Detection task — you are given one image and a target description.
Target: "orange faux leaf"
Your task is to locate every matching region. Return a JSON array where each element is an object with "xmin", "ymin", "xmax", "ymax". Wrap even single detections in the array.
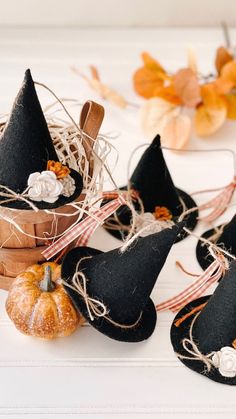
[
  {"xmin": 140, "ymin": 97, "xmax": 178, "ymax": 139},
  {"xmin": 71, "ymin": 65, "xmax": 128, "ymax": 108},
  {"xmin": 215, "ymin": 46, "xmax": 233, "ymax": 74},
  {"xmin": 133, "ymin": 52, "xmax": 169, "ymax": 99},
  {"xmin": 90, "ymin": 65, "xmax": 100, "ymax": 81},
  {"xmin": 173, "ymin": 68, "xmax": 201, "ymax": 108},
  {"xmin": 161, "ymin": 114, "xmax": 191, "ymax": 149},
  {"xmin": 200, "ymin": 82, "xmax": 226, "ymax": 108},
  {"xmin": 141, "ymin": 52, "xmax": 165, "ymax": 72},
  {"xmin": 195, "ymin": 82, "xmax": 227, "ymax": 136},
  {"xmin": 133, "ymin": 67, "xmax": 166, "ymax": 99},
  {"xmin": 220, "ymin": 60, "xmax": 236, "ymax": 91},
  {"xmin": 194, "ymin": 104, "xmax": 227, "ymax": 136},
  {"xmin": 225, "ymin": 94, "xmax": 236, "ymax": 120},
  {"xmin": 154, "ymin": 84, "xmax": 182, "ymax": 106},
  {"xmin": 214, "ymin": 77, "xmax": 233, "ymax": 95}
]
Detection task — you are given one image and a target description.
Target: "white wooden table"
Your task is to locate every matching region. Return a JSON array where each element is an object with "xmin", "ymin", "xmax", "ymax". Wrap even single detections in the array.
[{"xmin": 1, "ymin": 27, "xmax": 236, "ymax": 418}]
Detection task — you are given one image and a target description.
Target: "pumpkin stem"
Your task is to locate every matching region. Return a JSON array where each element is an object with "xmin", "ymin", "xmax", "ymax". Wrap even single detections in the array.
[{"xmin": 40, "ymin": 265, "xmax": 56, "ymax": 292}]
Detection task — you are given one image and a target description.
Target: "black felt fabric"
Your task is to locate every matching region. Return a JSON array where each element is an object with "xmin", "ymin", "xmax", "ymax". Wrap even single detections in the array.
[
  {"xmin": 62, "ymin": 223, "xmax": 183, "ymax": 342},
  {"xmin": 102, "ymin": 135, "xmax": 198, "ymax": 242},
  {"xmin": 0, "ymin": 69, "xmax": 83, "ymax": 209},
  {"xmin": 103, "ymin": 188, "xmax": 197, "ymax": 242},
  {"xmin": 196, "ymin": 214, "xmax": 236, "ymax": 271},
  {"xmin": 171, "ymin": 261, "xmax": 236, "ymax": 385},
  {"xmin": 130, "ymin": 135, "xmax": 180, "ymax": 212}
]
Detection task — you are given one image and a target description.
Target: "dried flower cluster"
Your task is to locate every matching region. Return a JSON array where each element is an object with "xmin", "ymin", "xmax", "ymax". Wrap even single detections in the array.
[
  {"xmin": 134, "ymin": 48, "xmax": 236, "ymax": 149},
  {"xmin": 72, "ymin": 39, "xmax": 236, "ymax": 150}
]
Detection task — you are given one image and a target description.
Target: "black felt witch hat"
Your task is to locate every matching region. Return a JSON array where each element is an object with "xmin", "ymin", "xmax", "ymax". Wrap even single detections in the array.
[
  {"xmin": 103, "ymin": 135, "xmax": 198, "ymax": 242},
  {"xmin": 171, "ymin": 260, "xmax": 236, "ymax": 385},
  {"xmin": 196, "ymin": 214, "xmax": 236, "ymax": 271},
  {"xmin": 62, "ymin": 222, "xmax": 183, "ymax": 342},
  {"xmin": 0, "ymin": 69, "xmax": 83, "ymax": 210}
]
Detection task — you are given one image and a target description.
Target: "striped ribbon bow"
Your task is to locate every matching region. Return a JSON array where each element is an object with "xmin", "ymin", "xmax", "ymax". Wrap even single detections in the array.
[
  {"xmin": 197, "ymin": 177, "xmax": 236, "ymax": 223},
  {"xmin": 42, "ymin": 194, "xmax": 126, "ymax": 260},
  {"xmin": 156, "ymin": 249, "xmax": 229, "ymax": 313}
]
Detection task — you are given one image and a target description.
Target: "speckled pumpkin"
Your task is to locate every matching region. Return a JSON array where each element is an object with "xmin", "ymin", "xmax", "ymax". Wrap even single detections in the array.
[{"xmin": 6, "ymin": 262, "xmax": 83, "ymax": 339}]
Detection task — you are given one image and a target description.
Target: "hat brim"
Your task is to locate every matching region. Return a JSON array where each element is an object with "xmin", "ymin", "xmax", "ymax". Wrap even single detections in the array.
[
  {"xmin": 196, "ymin": 225, "xmax": 227, "ymax": 277},
  {"xmin": 0, "ymin": 169, "xmax": 83, "ymax": 210},
  {"xmin": 171, "ymin": 295, "xmax": 236, "ymax": 385},
  {"xmin": 62, "ymin": 246, "xmax": 157, "ymax": 343},
  {"xmin": 101, "ymin": 187, "xmax": 198, "ymax": 242}
]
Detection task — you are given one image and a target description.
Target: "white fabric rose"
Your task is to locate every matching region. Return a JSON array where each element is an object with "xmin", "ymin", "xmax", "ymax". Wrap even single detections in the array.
[
  {"xmin": 135, "ymin": 212, "xmax": 174, "ymax": 237},
  {"xmin": 59, "ymin": 175, "xmax": 76, "ymax": 198},
  {"xmin": 28, "ymin": 171, "xmax": 63, "ymax": 203},
  {"xmin": 212, "ymin": 347, "xmax": 236, "ymax": 378}
]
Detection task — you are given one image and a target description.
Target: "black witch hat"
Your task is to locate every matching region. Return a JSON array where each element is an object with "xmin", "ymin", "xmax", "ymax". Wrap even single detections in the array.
[
  {"xmin": 0, "ymin": 69, "xmax": 83, "ymax": 210},
  {"xmin": 196, "ymin": 214, "xmax": 236, "ymax": 271},
  {"xmin": 103, "ymin": 135, "xmax": 198, "ymax": 242},
  {"xmin": 62, "ymin": 222, "xmax": 183, "ymax": 342},
  {"xmin": 171, "ymin": 260, "xmax": 236, "ymax": 385}
]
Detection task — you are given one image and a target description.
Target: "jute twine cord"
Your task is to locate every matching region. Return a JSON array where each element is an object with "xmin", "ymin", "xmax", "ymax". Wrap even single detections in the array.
[
  {"xmin": 176, "ymin": 310, "xmax": 216, "ymax": 373},
  {"xmin": 202, "ymin": 223, "xmax": 227, "ymax": 245},
  {"xmin": 0, "ymin": 185, "xmax": 38, "ymax": 211},
  {"xmin": 183, "ymin": 226, "xmax": 236, "ymax": 262},
  {"xmin": 161, "ymin": 146, "xmax": 236, "ymax": 175},
  {"xmin": 61, "ymin": 256, "xmax": 143, "ymax": 329}
]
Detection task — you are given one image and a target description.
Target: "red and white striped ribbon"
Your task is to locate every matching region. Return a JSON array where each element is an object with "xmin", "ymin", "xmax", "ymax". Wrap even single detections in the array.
[
  {"xmin": 197, "ymin": 177, "xmax": 236, "ymax": 223},
  {"xmin": 156, "ymin": 251, "xmax": 228, "ymax": 313},
  {"xmin": 42, "ymin": 194, "xmax": 126, "ymax": 260}
]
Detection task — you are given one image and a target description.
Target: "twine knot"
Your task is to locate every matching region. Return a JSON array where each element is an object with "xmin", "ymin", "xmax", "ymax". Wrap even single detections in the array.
[
  {"xmin": 61, "ymin": 256, "xmax": 143, "ymax": 330},
  {"xmin": 64, "ymin": 256, "xmax": 107, "ymax": 322},
  {"xmin": 178, "ymin": 311, "xmax": 215, "ymax": 372}
]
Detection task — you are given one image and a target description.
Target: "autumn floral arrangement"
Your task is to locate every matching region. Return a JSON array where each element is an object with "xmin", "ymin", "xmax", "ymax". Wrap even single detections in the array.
[
  {"xmin": 73, "ymin": 27, "xmax": 236, "ymax": 150},
  {"xmin": 134, "ymin": 47, "xmax": 236, "ymax": 149}
]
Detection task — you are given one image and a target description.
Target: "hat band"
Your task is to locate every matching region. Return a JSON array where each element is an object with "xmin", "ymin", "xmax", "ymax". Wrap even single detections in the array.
[
  {"xmin": 0, "ymin": 185, "xmax": 38, "ymax": 210},
  {"xmin": 175, "ymin": 308, "xmax": 236, "ymax": 379},
  {"xmin": 62, "ymin": 256, "xmax": 143, "ymax": 330}
]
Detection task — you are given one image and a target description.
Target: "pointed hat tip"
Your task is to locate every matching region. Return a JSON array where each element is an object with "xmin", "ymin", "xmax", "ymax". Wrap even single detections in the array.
[
  {"xmin": 151, "ymin": 134, "xmax": 161, "ymax": 148},
  {"xmin": 24, "ymin": 69, "xmax": 34, "ymax": 85}
]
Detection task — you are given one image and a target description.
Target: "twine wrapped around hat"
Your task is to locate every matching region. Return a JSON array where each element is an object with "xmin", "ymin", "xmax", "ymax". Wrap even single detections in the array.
[
  {"xmin": 61, "ymin": 256, "xmax": 143, "ymax": 329},
  {"xmin": 176, "ymin": 311, "xmax": 216, "ymax": 373}
]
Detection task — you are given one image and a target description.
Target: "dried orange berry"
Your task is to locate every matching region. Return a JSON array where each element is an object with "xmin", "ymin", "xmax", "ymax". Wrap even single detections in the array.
[
  {"xmin": 47, "ymin": 160, "xmax": 70, "ymax": 179},
  {"xmin": 154, "ymin": 206, "xmax": 172, "ymax": 221}
]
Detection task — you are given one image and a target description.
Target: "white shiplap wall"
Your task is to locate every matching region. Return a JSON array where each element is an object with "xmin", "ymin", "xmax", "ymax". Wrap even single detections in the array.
[{"xmin": 0, "ymin": 0, "xmax": 236, "ymax": 27}]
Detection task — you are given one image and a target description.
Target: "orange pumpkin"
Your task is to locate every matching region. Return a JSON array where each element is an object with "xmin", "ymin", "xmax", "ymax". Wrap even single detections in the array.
[{"xmin": 6, "ymin": 262, "xmax": 83, "ymax": 339}]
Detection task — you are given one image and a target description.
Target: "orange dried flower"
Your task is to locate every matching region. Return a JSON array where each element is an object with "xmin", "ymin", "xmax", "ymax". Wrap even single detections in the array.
[
  {"xmin": 47, "ymin": 160, "xmax": 70, "ymax": 179},
  {"xmin": 154, "ymin": 206, "xmax": 172, "ymax": 221}
]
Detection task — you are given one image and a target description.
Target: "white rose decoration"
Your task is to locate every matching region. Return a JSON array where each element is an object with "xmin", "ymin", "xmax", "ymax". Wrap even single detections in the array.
[
  {"xmin": 212, "ymin": 347, "xmax": 236, "ymax": 377},
  {"xmin": 28, "ymin": 171, "xmax": 63, "ymax": 203}
]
